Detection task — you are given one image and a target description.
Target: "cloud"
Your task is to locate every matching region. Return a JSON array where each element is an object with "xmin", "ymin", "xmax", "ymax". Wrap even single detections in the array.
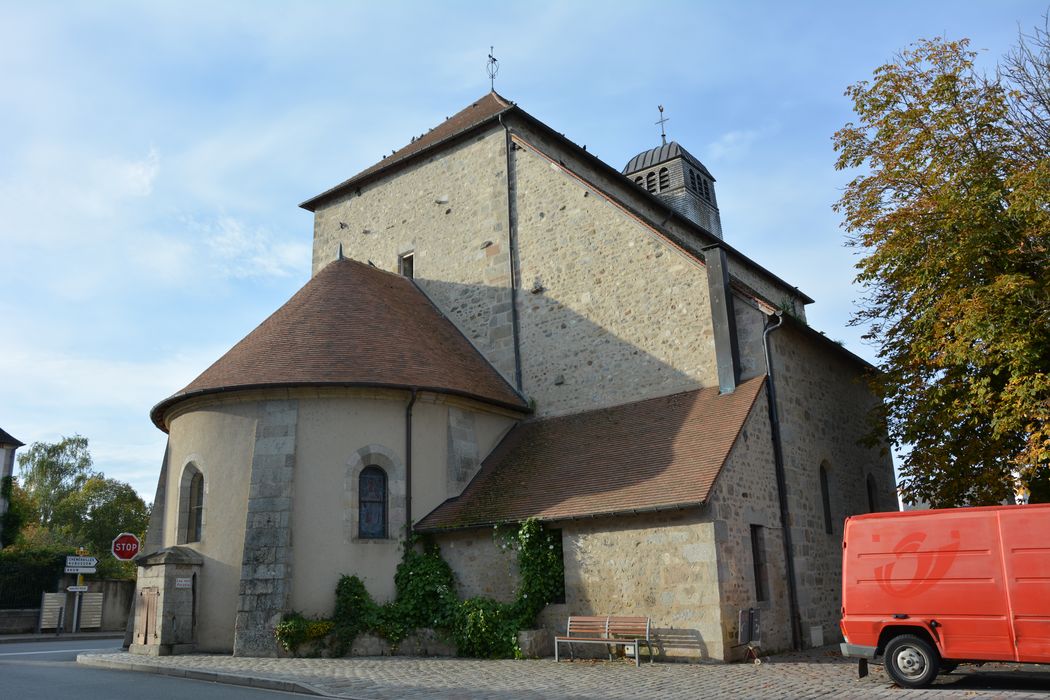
[
  {"xmin": 706, "ymin": 125, "xmax": 779, "ymax": 163},
  {"xmin": 192, "ymin": 215, "xmax": 311, "ymax": 279}
]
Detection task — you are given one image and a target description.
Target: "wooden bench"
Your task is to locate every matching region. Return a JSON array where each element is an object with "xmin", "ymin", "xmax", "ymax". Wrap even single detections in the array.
[{"xmin": 554, "ymin": 615, "xmax": 654, "ymax": 666}]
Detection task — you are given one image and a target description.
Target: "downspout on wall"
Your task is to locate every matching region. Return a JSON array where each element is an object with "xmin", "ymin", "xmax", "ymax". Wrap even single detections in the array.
[
  {"xmin": 762, "ymin": 311, "xmax": 802, "ymax": 651},
  {"xmin": 405, "ymin": 389, "xmax": 418, "ymax": 536},
  {"xmin": 499, "ymin": 114, "xmax": 525, "ymax": 392}
]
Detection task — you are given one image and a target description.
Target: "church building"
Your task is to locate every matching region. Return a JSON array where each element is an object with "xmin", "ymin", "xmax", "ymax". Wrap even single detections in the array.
[{"xmin": 132, "ymin": 92, "xmax": 896, "ymax": 660}]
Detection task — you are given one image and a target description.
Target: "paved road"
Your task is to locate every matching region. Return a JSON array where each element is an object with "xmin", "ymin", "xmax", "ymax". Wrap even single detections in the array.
[
  {"xmin": 78, "ymin": 646, "xmax": 1050, "ymax": 699},
  {"xmin": 1, "ymin": 638, "xmax": 304, "ymax": 700}
]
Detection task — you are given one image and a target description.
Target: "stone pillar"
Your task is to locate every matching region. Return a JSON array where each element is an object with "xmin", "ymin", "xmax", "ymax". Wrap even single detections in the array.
[
  {"xmin": 129, "ymin": 546, "xmax": 203, "ymax": 656},
  {"xmin": 233, "ymin": 400, "xmax": 298, "ymax": 657}
]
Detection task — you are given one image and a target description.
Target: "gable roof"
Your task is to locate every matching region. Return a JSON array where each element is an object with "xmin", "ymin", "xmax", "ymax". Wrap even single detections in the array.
[
  {"xmin": 416, "ymin": 376, "xmax": 766, "ymax": 532},
  {"xmin": 0, "ymin": 427, "xmax": 24, "ymax": 448},
  {"xmin": 150, "ymin": 258, "xmax": 528, "ymax": 430},
  {"xmin": 298, "ymin": 92, "xmax": 813, "ymax": 306},
  {"xmin": 622, "ymin": 141, "xmax": 714, "ymax": 180},
  {"xmin": 301, "ymin": 92, "xmax": 515, "ymax": 211}
]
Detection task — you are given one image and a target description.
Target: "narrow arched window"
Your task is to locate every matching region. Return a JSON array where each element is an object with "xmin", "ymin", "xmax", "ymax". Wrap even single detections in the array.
[
  {"xmin": 866, "ymin": 474, "xmax": 878, "ymax": 513},
  {"xmin": 701, "ymin": 178, "xmax": 712, "ymax": 201},
  {"xmin": 634, "ymin": 175, "xmax": 644, "ymax": 187},
  {"xmin": 688, "ymin": 170, "xmax": 697, "ymax": 191},
  {"xmin": 658, "ymin": 167, "xmax": 670, "ymax": 191},
  {"xmin": 178, "ymin": 463, "xmax": 204, "ymax": 544},
  {"xmin": 645, "ymin": 172, "xmax": 656, "ymax": 193},
  {"xmin": 359, "ymin": 466, "xmax": 387, "ymax": 539},
  {"xmin": 819, "ymin": 463, "xmax": 833, "ymax": 534}
]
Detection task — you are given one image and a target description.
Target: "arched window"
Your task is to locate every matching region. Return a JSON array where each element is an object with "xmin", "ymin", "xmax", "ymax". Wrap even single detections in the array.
[
  {"xmin": 866, "ymin": 474, "xmax": 879, "ymax": 513},
  {"xmin": 645, "ymin": 172, "xmax": 656, "ymax": 193},
  {"xmin": 701, "ymin": 178, "xmax": 712, "ymax": 201},
  {"xmin": 178, "ymin": 463, "xmax": 204, "ymax": 544},
  {"xmin": 688, "ymin": 170, "xmax": 697, "ymax": 191},
  {"xmin": 634, "ymin": 175, "xmax": 644, "ymax": 187},
  {"xmin": 819, "ymin": 463, "xmax": 833, "ymax": 534},
  {"xmin": 658, "ymin": 167, "xmax": 670, "ymax": 191},
  {"xmin": 358, "ymin": 466, "xmax": 387, "ymax": 539}
]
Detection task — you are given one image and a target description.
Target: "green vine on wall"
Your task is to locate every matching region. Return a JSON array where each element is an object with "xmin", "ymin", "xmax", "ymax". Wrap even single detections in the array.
[{"xmin": 274, "ymin": 519, "xmax": 564, "ymax": 659}]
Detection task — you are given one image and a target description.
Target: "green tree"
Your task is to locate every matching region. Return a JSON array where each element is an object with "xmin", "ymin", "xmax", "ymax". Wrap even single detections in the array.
[
  {"xmin": 17, "ymin": 435, "xmax": 94, "ymax": 526},
  {"xmin": 52, "ymin": 475, "xmax": 149, "ymax": 558},
  {"xmin": 0, "ymin": 477, "xmax": 38, "ymax": 548},
  {"xmin": 834, "ymin": 36, "xmax": 1049, "ymax": 507}
]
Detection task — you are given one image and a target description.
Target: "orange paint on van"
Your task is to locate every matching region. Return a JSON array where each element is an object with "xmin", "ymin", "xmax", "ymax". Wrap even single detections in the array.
[{"xmin": 840, "ymin": 504, "xmax": 1050, "ymax": 687}]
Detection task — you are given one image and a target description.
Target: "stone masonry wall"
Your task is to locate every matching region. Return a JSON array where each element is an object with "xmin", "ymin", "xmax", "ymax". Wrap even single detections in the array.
[
  {"xmin": 553, "ymin": 511, "xmax": 724, "ymax": 661},
  {"xmin": 504, "ymin": 116, "xmax": 806, "ymax": 321},
  {"xmin": 311, "ymin": 130, "xmax": 518, "ymax": 384},
  {"xmin": 510, "ymin": 138, "xmax": 720, "ymax": 416},
  {"xmin": 769, "ymin": 324, "xmax": 897, "ymax": 647},
  {"xmin": 706, "ymin": 391, "xmax": 794, "ymax": 657},
  {"xmin": 234, "ymin": 400, "xmax": 298, "ymax": 657}
]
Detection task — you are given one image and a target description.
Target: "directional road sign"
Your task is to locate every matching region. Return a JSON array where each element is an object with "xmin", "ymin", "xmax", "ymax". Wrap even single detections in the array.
[
  {"xmin": 66, "ymin": 555, "xmax": 98, "ymax": 568},
  {"xmin": 65, "ymin": 566, "xmax": 96, "ymax": 574}
]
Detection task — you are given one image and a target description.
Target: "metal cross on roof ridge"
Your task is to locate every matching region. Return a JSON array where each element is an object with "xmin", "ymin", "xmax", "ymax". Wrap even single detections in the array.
[
  {"xmin": 656, "ymin": 105, "xmax": 669, "ymax": 146},
  {"xmin": 486, "ymin": 46, "xmax": 499, "ymax": 91}
]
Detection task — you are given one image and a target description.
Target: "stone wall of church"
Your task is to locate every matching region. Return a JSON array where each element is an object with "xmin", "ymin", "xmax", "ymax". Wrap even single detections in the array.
[
  {"xmin": 311, "ymin": 129, "xmax": 519, "ymax": 384},
  {"xmin": 162, "ymin": 403, "xmax": 258, "ymax": 653},
  {"xmin": 705, "ymin": 392, "xmax": 794, "ymax": 657},
  {"xmin": 437, "ymin": 510, "xmax": 726, "ymax": 661},
  {"xmin": 504, "ymin": 116, "xmax": 806, "ymax": 321},
  {"xmin": 510, "ymin": 139, "xmax": 721, "ymax": 416},
  {"xmin": 767, "ymin": 323, "xmax": 898, "ymax": 647}
]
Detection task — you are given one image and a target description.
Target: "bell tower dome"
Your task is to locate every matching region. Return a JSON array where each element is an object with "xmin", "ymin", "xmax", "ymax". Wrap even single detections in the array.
[{"xmin": 623, "ymin": 142, "xmax": 723, "ymax": 239}]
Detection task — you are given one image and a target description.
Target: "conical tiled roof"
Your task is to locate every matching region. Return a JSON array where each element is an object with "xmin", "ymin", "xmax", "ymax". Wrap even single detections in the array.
[{"xmin": 150, "ymin": 258, "xmax": 527, "ymax": 430}]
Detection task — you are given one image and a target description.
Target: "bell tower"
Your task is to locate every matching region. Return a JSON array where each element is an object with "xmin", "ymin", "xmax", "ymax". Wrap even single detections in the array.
[{"xmin": 623, "ymin": 138, "xmax": 723, "ymax": 239}]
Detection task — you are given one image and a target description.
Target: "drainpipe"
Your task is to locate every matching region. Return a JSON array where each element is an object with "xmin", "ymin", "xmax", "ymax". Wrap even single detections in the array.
[
  {"xmin": 498, "ymin": 114, "xmax": 524, "ymax": 392},
  {"xmin": 405, "ymin": 389, "xmax": 418, "ymax": 537},
  {"xmin": 762, "ymin": 311, "xmax": 802, "ymax": 651}
]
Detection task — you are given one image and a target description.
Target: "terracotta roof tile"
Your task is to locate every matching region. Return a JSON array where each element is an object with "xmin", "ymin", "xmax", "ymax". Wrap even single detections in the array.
[
  {"xmin": 416, "ymin": 376, "xmax": 765, "ymax": 531},
  {"xmin": 301, "ymin": 92, "xmax": 514, "ymax": 210},
  {"xmin": 150, "ymin": 258, "xmax": 527, "ymax": 429}
]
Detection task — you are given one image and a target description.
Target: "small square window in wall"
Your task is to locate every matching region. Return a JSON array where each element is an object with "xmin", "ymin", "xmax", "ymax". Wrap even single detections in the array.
[{"xmin": 398, "ymin": 251, "xmax": 414, "ymax": 279}]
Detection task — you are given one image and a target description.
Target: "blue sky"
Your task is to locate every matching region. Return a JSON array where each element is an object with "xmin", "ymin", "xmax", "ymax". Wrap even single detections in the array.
[{"xmin": 0, "ymin": 0, "xmax": 1042, "ymax": 500}]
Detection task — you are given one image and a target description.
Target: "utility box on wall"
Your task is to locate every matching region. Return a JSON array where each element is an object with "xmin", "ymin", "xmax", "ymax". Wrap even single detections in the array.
[{"xmin": 129, "ymin": 546, "xmax": 202, "ymax": 656}]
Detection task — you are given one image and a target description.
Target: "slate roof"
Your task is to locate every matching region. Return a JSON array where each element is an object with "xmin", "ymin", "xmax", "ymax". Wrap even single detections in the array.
[
  {"xmin": 622, "ymin": 141, "xmax": 714, "ymax": 180},
  {"xmin": 150, "ymin": 258, "xmax": 528, "ymax": 430},
  {"xmin": 416, "ymin": 376, "xmax": 766, "ymax": 531},
  {"xmin": 0, "ymin": 427, "xmax": 24, "ymax": 448},
  {"xmin": 301, "ymin": 92, "xmax": 515, "ymax": 211}
]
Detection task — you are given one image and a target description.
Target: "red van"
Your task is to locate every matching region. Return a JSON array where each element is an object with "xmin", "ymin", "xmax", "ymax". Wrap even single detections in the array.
[{"xmin": 840, "ymin": 504, "xmax": 1050, "ymax": 688}]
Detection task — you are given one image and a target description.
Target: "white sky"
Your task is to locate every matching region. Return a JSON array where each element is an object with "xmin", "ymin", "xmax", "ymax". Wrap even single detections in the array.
[{"xmin": 0, "ymin": 0, "xmax": 1041, "ymax": 500}]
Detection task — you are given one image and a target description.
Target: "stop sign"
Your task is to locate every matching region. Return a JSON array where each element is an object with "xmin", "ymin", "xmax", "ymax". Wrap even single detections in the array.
[{"xmin": 111, "ymin": 532, "xmax": 141, "ymax": 560}]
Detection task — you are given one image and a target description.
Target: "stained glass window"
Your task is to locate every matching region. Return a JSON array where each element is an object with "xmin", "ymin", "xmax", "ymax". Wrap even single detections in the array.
[{"xmin": 359, "ymin": 466, "xmax": 387, "ymax": 539}]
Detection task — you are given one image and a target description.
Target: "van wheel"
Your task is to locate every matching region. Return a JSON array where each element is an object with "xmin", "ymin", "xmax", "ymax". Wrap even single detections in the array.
[{"xmin": 884, "ymin": 634, "xmax": 940, "ymax": 689}]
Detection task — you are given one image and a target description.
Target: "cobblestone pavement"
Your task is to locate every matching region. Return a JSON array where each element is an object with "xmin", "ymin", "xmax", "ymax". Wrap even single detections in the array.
[{"xmin": 78, "ymin": 646, "xmax": 1050, "ymax": 699}]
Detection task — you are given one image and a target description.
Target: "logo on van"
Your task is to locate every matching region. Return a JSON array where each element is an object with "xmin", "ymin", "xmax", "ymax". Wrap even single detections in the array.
[{"xmin": 875, "ymin": 530, "xmax": 961, "ymax": 598}]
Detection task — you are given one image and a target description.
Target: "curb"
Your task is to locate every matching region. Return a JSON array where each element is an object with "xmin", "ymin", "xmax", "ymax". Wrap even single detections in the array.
[
  {"xmin": 77, "ymin": 654, "xmax": 329, "ymax": 696},
  {"xmin": 0, "ymin": 633, "xmax": 124, "ymax": 645}
]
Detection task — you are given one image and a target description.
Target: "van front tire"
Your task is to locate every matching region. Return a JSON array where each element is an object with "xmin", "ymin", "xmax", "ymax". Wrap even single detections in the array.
[{"xmin": 884, "ymin": 634, "xmax": 940, "ymax": 689}]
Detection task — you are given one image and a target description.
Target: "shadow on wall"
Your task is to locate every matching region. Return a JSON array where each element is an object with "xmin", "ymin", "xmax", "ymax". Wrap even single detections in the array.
[{"xmin": 414, "ymin": 276, "xmax": 724, "ymax": 518}]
